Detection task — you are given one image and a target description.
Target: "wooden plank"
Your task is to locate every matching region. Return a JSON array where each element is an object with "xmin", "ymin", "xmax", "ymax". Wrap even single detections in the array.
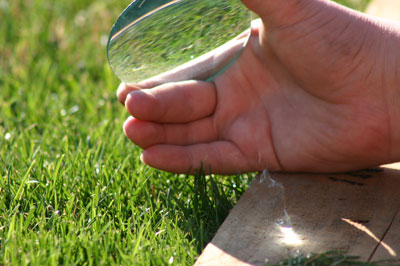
[
  {"xmin": 372, "ymin": 211, "xmax": 400, "ymax": 262},
  {"xmin": 368, "ymin": 164, "xmax": 400, "ymax": 261},
  {"xmin": 196, "ymin": 165, "xmax": 400, "ymax": 265}
]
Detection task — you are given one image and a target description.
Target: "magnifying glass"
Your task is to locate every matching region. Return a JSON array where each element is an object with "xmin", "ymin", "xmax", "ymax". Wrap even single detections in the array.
[{"xmin": 107, "ymin": 0, "xmax": 251, "ymax": 86}]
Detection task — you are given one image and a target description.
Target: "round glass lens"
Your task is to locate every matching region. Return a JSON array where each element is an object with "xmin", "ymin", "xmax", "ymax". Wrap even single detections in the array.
[{"xmin": 107, "ymin": 0, "xmax": 251, "ymax": 85}]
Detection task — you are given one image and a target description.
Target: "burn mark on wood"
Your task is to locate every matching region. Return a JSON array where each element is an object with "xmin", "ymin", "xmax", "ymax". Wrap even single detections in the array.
[
  {"xmin": 348, "ymin": 173, "xmax": 373, "ymax": 179},
  {"xmin": 344, "ymin": 168, "xmax": 383, "ymax": 180},
  {"xmin": 355, "ymin": 220, "xmax": 369, "ymax": 224},
  {"xmin": 329, "ymin": 177, "xmax": 365, "ymax": 186},
  {"xmin": 364, "ymin": 168, "xmax": 384, "ymax": 173}
]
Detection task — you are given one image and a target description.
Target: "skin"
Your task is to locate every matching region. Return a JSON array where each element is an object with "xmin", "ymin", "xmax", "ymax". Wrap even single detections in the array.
[{"xmin": 117, "ymin": 0, "xmax": 400, "ymax": 175}]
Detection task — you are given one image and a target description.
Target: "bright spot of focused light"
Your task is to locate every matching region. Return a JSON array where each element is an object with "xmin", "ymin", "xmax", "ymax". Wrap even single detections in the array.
[{"xmin": 279, "ymin": 226, "xmax": 303, "ymax": 246}]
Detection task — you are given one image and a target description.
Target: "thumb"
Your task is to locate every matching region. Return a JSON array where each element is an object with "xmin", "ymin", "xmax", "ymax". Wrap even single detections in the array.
[{"xmin": 241, "ymin": 0, "xmax": 318, "ymax": 27}]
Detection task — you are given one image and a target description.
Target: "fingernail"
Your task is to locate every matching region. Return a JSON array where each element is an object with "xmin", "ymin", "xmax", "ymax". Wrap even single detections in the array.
[
  {"xmin": 117, "ymin": 82, "xmax": 126, "ymax": 104},
  {"xmin": 117, "ymin": 82, "xmax": 126, "ymax": 93},
  {"xmin": 123, "ymin": 116, "xmax": 133, "ymax": 136}
]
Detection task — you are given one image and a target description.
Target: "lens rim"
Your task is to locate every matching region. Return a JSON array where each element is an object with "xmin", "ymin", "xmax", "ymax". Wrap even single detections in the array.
[{"xmin": 107, "ymin": 0, "xmax": 251, "ymax": 84}]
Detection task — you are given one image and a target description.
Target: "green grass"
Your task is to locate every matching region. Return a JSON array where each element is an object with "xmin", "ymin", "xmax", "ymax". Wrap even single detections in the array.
[{"xmin": 0, "ymin": 0, "xmax": 372, "ymax": 265}]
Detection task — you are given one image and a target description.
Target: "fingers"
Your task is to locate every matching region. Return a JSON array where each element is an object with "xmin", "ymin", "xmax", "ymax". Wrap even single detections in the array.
[
  {"xmin": 241, "ymin": 0, "xmax": 317, "ymax": 29},
  {"xmin": 125, "ymin": 80, "xmax": 217, "ymax": 123},
  {"xmin": 116, "ymin": 83, "xmax": 141, "ymax": 105},
  {"xmin": 241, "ymin": 0, "xmax": 285, "ymax": 19},
  {"xmin": 241, "ymin": 0, "xmax": 300, "ymax": 17},
  {"xmin": 123, "ymin": 116, "xmax": 218, "ymax": 148},
  {"xmin": 140, "ymin": 142, "xmax": 250, "ymax": 175}
]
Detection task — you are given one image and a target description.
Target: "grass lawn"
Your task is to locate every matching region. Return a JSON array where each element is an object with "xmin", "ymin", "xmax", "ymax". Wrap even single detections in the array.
[{"xmin": 1, "ymin": 0, "xmax": 371, "ymax": 265}]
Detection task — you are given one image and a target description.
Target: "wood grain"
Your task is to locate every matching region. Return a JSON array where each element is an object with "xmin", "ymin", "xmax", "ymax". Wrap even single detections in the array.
[{"xmin": 196, "ymin": 165, "xmax": 400, "ymax": 265}]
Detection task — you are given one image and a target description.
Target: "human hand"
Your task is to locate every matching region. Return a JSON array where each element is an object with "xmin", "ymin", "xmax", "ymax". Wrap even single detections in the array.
[{"xmin": 118, "ymin": 0, "xmax": 400, "ymax": 174}]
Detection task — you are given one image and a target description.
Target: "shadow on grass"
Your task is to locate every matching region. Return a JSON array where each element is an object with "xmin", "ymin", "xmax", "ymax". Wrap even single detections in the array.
[{"xmin": 166, "ymin": 169, "xmax": 253, "ymax": 253}]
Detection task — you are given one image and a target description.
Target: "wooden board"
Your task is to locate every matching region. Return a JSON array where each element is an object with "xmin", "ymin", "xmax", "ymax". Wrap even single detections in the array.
[{"xmin": 195, "ymin": 164, "xmax": 400, "ymax": 265}]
